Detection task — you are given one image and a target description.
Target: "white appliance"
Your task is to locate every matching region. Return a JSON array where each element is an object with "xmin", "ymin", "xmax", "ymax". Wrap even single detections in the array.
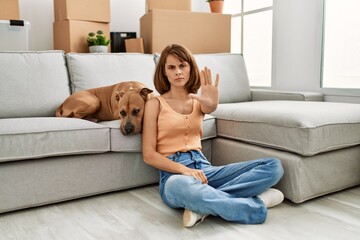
[{"xmin": 0, "ymin": 20, "xmax": 30, "ymax": 51}]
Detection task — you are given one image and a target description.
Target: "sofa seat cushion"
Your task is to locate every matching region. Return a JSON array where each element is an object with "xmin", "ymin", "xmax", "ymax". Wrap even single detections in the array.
[
  {"xmin": 0, "ymin": 118, "xmax": 110, "ymax": 163},
  {"xmin": 99, "ymin": 114, "xmax": 217, "ymax": 152},
  {"xmin": 212, "ymin": 101, "xmax": 360, "ymax": 156},
  {"xmin": 0, "ymin": 51, "xmax": 70, "ymax": 118},
  {"xmin": 66, "ymin": 53, "xmax": 157, "ymax": 94}
]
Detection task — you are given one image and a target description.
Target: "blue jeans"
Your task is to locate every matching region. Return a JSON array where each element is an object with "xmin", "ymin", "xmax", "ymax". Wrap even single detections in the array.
[{"xmin": 159, "ymin": 150, "xmax": 284, "ymax": 224}]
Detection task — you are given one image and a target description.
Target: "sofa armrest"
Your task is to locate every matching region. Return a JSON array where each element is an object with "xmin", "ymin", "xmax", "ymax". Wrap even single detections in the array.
[{"xmin": 251, "ymin": 89, "xmax": 324, "ymax": 101}]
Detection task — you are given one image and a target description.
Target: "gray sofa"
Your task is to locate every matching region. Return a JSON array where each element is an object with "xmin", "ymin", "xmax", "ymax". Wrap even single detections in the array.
[{"xmin": 0, "ymin": 51, "xmax": 359, "ymax": 214}]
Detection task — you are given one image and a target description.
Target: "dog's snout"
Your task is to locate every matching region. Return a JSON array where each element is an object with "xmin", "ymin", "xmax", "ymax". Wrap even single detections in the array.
[{"xmin": 125, "ymin": 122, "xmax": 135, "ymax": 134}]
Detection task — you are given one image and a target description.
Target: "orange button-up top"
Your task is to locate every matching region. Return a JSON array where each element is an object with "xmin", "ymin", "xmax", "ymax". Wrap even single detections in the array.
[{"xmin": 156, "ymin": 96, "xmax": 204, "ymax": 156}]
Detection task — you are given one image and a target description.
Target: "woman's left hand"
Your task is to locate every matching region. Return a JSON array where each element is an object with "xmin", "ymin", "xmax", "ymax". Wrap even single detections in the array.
[{"xmin": 188, "ymin": 67, "xmax": 219, "ymax": 113}]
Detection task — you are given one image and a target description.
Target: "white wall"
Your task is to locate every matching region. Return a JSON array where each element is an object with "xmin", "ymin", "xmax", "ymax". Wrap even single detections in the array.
[
  {"xmin": 17, "ymin": 0, "xmax": 360, "ymax": 103},
  {"xmin": 19, "ymin": 0, "xmax": 54, "ymax": 50},
  {"xmin": 272, "ymin": 0, "xmax": 360, "ymax": 103},
  {"xmin": 272, "ymin": 0, "xmax": 323, "ymax": 92}
]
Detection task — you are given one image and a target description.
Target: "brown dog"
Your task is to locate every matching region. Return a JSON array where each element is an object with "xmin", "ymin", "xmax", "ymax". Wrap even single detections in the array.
[{"xmin": 56, "ymin": 81, "xmax": 154, "ymax": 135}]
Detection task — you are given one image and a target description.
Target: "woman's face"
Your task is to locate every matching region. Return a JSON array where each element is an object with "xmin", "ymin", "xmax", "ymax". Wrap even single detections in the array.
[{"xmin": 164, "ymin": 54, "xmax": 191, "ymax": 89}]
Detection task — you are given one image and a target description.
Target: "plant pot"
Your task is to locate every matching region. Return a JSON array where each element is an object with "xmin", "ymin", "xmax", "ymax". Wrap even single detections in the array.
[
  {"xmin": 89, "ymin": 45, "xmax": 108, "ymax": 53},
  {"xmin": 209, "ymin": 1, "xmax": 224, "ymax": 13}
]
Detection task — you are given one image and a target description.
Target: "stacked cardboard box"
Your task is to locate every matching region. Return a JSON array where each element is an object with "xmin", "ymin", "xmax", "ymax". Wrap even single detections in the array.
[
  {"xmin": 125, "ymin": 38, "xmax": 145, "ymax": 53},
  {"xmin": 53, "ymin": 0, "xmax": 110, "ymax": 53},
  {"xmin": 140, "ymin": 9, "xmax": 231, "ymax": 54},
  {"xmin": 0, "ymin": 0, "xmax": 20, "ymax": 20},
  {"xmin": 145, "ymin": 0, "xmax": 191, "ymax": 12}
]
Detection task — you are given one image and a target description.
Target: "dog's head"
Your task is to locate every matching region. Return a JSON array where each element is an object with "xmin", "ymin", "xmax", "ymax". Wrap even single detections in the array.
[{"xmin": 113, "ymin": 87, "xmax": 154, "ymax": 135}]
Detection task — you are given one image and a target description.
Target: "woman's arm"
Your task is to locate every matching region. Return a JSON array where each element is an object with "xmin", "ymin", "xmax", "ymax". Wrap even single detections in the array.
[
  {"xmin": 142, "ymin": 98, "xmax": 208, "ymax": 184},
  {"xmin": 189, "ymin": 67, "xmax": 220, "ymax": 114}
]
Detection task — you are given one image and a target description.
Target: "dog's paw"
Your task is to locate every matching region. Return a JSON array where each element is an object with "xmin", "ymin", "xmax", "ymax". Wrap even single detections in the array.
[{"xmin": 84, "ymin": 117, "xmax": 99, "ymax": 123}]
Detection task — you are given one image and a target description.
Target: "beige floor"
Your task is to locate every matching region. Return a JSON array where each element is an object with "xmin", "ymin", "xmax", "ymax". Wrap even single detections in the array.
[{"xmin": 0, "ymin": 184, "xmax": 359, "ymax": 240}]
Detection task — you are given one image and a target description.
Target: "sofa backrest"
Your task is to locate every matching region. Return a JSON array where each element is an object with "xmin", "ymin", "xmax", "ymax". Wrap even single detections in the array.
[
  {"xmin": 66, "ymin": 53, "xmax": 157, "ymax": 94},
  {"xmin": 0, "ymin": 52, "xmax": 251, "ymax": 119},
  {"xmin": 0, "ymin": 51, "xmax": 70, "ymax": 118},
  {"xmin": 194, "ymin": 53, "xmax": 251, "ymax": 103}
]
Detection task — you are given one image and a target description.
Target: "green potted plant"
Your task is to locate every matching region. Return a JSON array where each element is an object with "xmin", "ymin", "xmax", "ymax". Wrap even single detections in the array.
[
  {"xmin": 207, "ymin": 0, "xmax": 224, "ymax": 13},
  {"xmin": 87, "ymin": 30, "xmax": 111, "ymax": 53}
]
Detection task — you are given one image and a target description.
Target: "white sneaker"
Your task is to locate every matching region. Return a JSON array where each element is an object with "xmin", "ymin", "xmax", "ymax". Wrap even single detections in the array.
[
  {"xmin": 259, "ymin": 188, "xmax": 284, "ymax": 208},
  {"xmin": 183, "ymin": 209, "xmax": 207, "ymax": 227}
]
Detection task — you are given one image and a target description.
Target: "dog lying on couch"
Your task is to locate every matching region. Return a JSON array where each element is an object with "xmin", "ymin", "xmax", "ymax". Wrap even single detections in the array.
[{"xmin": 56, "ymin": 81, "xmax": 154, "ymax": 135}]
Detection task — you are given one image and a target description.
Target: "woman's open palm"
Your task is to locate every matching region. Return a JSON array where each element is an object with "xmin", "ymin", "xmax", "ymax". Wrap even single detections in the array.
[{"xmin": 189, "ymin": 67, "xmax": 220, "ymax": 113}]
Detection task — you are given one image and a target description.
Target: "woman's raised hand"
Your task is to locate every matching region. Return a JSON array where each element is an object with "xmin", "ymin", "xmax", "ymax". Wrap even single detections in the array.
[{"xmin": 189, "ymin": 67, "xmax": 220, "ymax": 113}]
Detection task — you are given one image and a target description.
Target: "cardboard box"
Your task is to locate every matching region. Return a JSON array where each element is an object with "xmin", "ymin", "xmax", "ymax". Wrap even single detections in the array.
[
  {"xmin": 0, "ymin": 0, "xmax": 20, "ymax": 20},
  {"xmin": 54, "ymin": 0, "xmax": 110, "ymax": 23},
  {"xmin": 140, "ymin": 9, "xmax": 231, "ymax": 54},
  {"xmin": 54, "ymin": 20, "xmax": 110, "ymax": 53},
  {"xmin": 146, "ymin": 0, "xmax": 191, "ymax": 12},
  {"xmin": 125, "ymin": 38, "xmax": 144, "ymax": 53}
]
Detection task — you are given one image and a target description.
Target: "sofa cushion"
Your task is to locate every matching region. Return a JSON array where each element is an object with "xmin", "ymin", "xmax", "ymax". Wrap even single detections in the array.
[
  {"xmin": 251, "ymin": 89, "xmax": 324, "ymax": 101},
  {"xmin": 66, "ymin": 53, "xmax": 157, "ymax": 93},
  {"xmin": 194, "ymin": 53, "xmax": 251, "ymax": 103},
  {"xmin": 99, "ymin": 114, "xmax": 217, "ymax": 152},
  {"xmin": 0, "ymin": 118, "xmax": 110, "ymax": 162},
  {"xmin": 212, "ymin": 101, "xmax": 360, "ymax": 156},
  {"xmin": 0, "ymin": 51, "xmax": 70, "ymax": 118}
]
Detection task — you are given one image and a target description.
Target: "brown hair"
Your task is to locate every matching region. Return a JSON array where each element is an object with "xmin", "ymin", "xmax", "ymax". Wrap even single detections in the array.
[{"xmin": 154, "ymin": 44, "xmax": 201, "ymax": 95}]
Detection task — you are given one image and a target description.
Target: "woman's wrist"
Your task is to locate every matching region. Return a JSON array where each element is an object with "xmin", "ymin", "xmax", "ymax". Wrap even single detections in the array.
[{"xmin": 178, "ymin": 164, "xmax": 189, "ymax": 174}]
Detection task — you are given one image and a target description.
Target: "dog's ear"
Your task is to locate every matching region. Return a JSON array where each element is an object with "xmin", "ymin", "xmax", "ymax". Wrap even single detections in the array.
[
  {"xmin": 140, "ymin": 88, "xmax": 154, "ymax": 101},
  {"xmin": 115, "ymin": 91, "xmax": 125, "ymax": 101}
]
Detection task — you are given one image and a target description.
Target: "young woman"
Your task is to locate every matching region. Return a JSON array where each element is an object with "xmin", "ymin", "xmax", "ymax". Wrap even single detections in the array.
[{"xmin": 142, "ymin": 44, "xmax": 284, "ymax": 228}]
